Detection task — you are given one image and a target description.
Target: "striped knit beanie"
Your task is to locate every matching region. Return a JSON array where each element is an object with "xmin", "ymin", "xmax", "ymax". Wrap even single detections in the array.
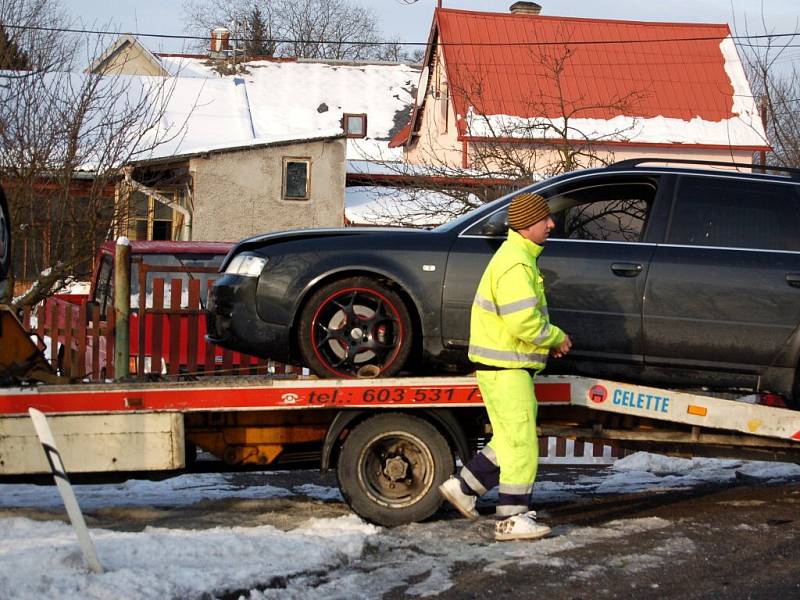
[{"xmin": 507, "ymin": 192, "xmax": 550, "ymax": 230}]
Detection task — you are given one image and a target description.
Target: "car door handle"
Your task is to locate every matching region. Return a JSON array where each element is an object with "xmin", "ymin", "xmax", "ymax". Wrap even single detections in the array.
[
  {"xmin": 787, "ymin": 273, "xmax": 800, "ymax": 288},
  {"xmin": 610, "ymin": 262, "xmax": 643, "ymax": 277}
]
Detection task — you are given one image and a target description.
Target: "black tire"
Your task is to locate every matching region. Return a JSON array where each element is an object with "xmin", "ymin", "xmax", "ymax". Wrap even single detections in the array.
[
  {"xmin": 0, "ymin": 185, "xmax": 10, "ymax": 289},
  {"xmin": 337, "ymin": 413, "xmax": 454, "ymax": 527},
  {"xmin": 297, "ymin": 276, "xmax": 413, "ymax": 378},
  {"xmin": 789, "ymin": 368, "xmax": 800, "ymax": 410}
]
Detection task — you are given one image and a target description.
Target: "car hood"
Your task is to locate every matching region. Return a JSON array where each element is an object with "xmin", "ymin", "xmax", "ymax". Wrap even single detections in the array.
[{"xmin": 223, "ymin": 227, "xmax": 426, "ymax": 269}]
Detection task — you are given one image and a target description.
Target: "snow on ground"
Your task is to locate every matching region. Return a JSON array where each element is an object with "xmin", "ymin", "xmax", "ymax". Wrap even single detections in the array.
[
  {"xmin": 0, "ymin": 473, "xmax": 292, "ymax": 511},
  {"xmin": 1, "ymin": 452, "xmax": 799, "ymax": 599},
  {"xmin": 0, "ymin": 515, "xmax": 377, "ymax": 600}
]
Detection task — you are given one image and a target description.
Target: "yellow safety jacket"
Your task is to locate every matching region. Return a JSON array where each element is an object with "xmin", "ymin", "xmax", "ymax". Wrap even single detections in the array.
[{"xmin": 468, "ymin": 229, "xmax": 565, "ymax": 370}]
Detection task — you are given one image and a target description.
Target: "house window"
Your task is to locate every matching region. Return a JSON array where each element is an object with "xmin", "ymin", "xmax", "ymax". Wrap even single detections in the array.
[
  {"xmin": 438, "ymin": 82, "xmax": 449, "ymax": 134},
  {"xmin": 343, "ymin": 113, "xmax": 367, "ymax": 138},
  {"xmin": 126, "ymin": 191, "xmax": 176, "ymax": 240},
  {"xmin": 283, "ymin": 158, "xmax": 311, "ymax": 200}
]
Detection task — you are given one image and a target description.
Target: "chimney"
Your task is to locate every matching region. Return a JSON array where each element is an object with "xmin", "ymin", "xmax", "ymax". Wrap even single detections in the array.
[
  {"xmin": 210, "ymin": 27, "xmax": 231, "ymax": 53},
  {"xmin": 509, "ymin": 2, "xmax": 542, "ymax": 15}
]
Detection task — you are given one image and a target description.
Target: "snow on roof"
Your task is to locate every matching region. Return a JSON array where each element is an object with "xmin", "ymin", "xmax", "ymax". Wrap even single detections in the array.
[
  {"xmin": 155, "ymin": 56, "xmax": 419, "ymax": 161},
  {"xmin": 3, "ymin": 50, "xmax": 418, "ymax": 170},
  {"xmin": 345, "ymin": 185, "xmax": 482, "ymax": 227},
  {"xmin": 400, "ymin": 8, "xmax": 767, "ymax": 149}
]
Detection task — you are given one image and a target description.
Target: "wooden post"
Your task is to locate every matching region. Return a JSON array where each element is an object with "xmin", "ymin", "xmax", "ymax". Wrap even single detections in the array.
[{"xmin": 114, "ymin": 237, "xmax": 131, "ymax": 380}]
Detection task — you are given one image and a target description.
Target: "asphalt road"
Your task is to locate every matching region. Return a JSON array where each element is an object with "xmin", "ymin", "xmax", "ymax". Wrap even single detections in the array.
[{"xmin": 434, "ymin": 474, "xmax": 800, "ymax": 600}]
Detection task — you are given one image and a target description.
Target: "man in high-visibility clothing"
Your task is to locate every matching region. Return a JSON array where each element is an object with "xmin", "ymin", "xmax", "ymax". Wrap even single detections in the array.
[{"xmin": 439, "ymin": 191, "xmax": 572, "ymax": 541}]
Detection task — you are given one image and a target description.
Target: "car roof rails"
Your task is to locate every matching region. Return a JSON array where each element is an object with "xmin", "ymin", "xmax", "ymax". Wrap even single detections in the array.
[{"xmin": 608, "ymin": 157, "xmax": 800, "ymax": 180}]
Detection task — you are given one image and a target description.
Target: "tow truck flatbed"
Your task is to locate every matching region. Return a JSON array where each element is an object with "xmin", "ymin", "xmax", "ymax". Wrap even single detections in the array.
[{"xmin": 2, "ymin": 374, "xmax": 799, "ymax": 526}]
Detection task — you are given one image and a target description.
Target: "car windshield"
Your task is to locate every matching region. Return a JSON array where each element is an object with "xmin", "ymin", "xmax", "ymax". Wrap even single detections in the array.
[{"xmin": 432, "ymin": 193, "xmax": 518, "ymax": 233}]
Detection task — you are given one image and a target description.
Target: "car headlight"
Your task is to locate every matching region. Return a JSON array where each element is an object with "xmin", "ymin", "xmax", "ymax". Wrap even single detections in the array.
[{"xmin": 225, "ymin": 254, "xmax": 268, "ymax": 277}]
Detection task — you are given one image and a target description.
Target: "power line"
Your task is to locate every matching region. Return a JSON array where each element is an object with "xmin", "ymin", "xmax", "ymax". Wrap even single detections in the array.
[{"xmin": 3, "ymin": 22, "xmax": 800, "ymax": 48}]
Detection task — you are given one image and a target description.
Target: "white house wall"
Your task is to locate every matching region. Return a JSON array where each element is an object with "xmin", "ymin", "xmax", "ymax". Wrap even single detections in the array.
[
  {"xmin": 404, "ymin": 45, "xmax": 463, "ymax": 168},
  {"xmin": 190, "ymin": 138, "xmax": 346, "ymax": 241}
]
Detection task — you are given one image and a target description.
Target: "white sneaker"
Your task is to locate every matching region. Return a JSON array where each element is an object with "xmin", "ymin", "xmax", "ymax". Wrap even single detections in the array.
[
  {"xmin": 438, "ymin": 476, "xmax": 479, "ymax": 520},
  {"xmin": 495, "ymin": 511, "xmax": 551, "ymax": 541}
]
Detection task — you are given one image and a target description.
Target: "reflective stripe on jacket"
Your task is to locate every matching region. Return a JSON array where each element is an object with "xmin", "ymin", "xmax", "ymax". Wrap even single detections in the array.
[{"xmin": 468, "ymin": 229, "xmax": 565, "ymax": 370}]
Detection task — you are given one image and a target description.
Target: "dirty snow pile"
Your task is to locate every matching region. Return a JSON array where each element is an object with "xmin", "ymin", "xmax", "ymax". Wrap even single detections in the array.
[
  {"xmin": 0, "ymin": 515, "xmax": 377, "ymax": 599},
  {"xmin": 1, "ymin": 452, "xmax": 799, "ymax": 599}
]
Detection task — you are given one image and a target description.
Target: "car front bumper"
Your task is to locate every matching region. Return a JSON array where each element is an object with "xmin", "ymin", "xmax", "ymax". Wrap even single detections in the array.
[{"xmin": 205, "ymin": 274, "xmax": 292, "ymax": 362}]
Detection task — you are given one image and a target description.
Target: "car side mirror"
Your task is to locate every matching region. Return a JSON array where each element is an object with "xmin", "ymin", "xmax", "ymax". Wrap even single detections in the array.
[{"xmin": 481, "ymin": 211, "xmax": 508, "ymax": 237}]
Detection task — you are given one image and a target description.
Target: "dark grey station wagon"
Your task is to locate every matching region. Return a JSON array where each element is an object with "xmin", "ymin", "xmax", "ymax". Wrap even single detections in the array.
[{"xmin": 207, "ymin": 159, "xmax": 800, "ymax": 405}]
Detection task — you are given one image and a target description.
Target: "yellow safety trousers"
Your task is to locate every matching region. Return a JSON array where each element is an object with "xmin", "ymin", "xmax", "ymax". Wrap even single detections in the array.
[{"xmin": 479, "ymin": 369, "xmax": 539, "ymax": 486}]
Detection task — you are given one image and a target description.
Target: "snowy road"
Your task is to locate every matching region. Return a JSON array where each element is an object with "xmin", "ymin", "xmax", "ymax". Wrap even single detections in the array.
[{"xmin": 1, "ymin": 453, "xmax": 800, "ymax": 599}]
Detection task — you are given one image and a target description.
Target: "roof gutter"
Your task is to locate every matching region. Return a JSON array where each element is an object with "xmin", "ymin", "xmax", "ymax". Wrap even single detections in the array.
[{"xmin": 459, "ymin": 135, "xmax": 771, "ymax": 152}]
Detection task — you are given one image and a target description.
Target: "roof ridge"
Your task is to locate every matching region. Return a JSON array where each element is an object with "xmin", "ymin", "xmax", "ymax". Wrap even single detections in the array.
[{"xmin": 435, "ymin": 7, "xmax": 730, "ymax": 30}]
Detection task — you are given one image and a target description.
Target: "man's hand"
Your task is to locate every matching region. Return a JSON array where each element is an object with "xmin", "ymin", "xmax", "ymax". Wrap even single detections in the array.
[{"xmin": 550, "ymin": 334, "xmax": 572, "ymax": 359}]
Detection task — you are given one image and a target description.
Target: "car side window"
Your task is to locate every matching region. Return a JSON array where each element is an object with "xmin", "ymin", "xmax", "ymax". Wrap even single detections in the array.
[
  {"xmin": 550, "ymin": 182, "xmax": 655, "ymax": 242},
  {"xmin": 462, "ymin": 179, "xmax": 657, "ymax": 239},
  {"xmin": 668, "ymin": 176, "xmax": 800, "ymax": 251},
  {"xmin": 552, "ymin": 198, "xmax": 650, "ymax": 242}
]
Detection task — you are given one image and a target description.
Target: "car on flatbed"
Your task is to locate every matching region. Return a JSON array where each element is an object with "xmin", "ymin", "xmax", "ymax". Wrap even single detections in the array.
[{"xmin": 206, "ymin": 159, "xmax": 800, "ymax": 405}]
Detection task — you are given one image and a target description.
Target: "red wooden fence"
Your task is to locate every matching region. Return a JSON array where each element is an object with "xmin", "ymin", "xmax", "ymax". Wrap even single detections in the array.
[{"xmin": 22, "ymin": 276, "xmax": 295, "ymax": 381}]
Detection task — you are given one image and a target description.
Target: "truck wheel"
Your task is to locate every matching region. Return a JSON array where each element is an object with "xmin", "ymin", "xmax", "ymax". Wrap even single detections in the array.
[
  {"xmin": 298, "ymin": 277, "xmax": 412, "ymax": 378},
  {"xmin": 337, "ymin": 413, "xmax": 454, "ymax": 527}
]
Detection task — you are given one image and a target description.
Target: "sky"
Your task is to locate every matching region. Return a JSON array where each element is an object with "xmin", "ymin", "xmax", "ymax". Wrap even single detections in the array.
[
  {"xmin": 67, "ymin": 0, "xmax": 800, "ymax": 67},
  {"xmin": 2, "ymin": 451, "xmax": 799, "ymax": 599}
]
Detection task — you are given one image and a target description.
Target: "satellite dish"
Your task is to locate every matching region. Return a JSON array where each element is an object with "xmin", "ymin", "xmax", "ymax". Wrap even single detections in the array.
[{"xmin": 415, "ymin": 66, "xmax": 429, "ymax": 105}]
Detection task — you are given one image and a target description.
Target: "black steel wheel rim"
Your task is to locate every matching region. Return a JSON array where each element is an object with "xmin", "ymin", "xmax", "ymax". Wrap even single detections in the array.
[{"xmin": 356, "ymin": 431, "xmax": 434, "ymax": 508}]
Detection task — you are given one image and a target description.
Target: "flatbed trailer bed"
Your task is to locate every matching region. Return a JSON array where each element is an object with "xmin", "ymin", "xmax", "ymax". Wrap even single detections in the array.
[{"xmin": 2, "ymin": 374, "xmax": 800, "ymax": 525}]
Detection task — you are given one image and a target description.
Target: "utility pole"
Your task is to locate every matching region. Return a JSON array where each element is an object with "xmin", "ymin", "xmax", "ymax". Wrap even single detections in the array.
[{"xmin": 760, "ymin": 94, "xmax": 768, "ymax": 174}]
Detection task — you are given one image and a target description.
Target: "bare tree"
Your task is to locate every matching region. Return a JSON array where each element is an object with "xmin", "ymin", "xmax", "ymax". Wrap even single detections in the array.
[
  {"xmin": 182, "ymin": 0, "xmax": 404, "ymax": 62},
  {"xmin": 374, "ymin": 38, "xmax": 424, "ymax": 64},
  {"xmin": 0, "ymin": 0, "xmax": 186, "ymax": 307},
  {"xmin": 737, "ymin": 13, "xmax": 800, "ymax": 168},
  {"xmin": 460, "ymin": 44, "xmax": 645, "ymax": 180},
  {"xmin": 277, "ymin": 0, "xmax": 383, "ymax": 60},
  {"xmin": 354, "ymin": 43, "xmax": 647, "ymax": 227}
]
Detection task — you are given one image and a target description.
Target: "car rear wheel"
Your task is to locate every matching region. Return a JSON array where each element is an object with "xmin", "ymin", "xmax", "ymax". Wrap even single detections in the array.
[
  {"xmin": 337, "ymin": 413, "xmax": 454, "ymax": 526},
  {"xmin": 297, "ymin": 276, "xmax": 412, "ymax": 378},
  {"xmin": 790, "ymin": 367, "xmax": 800, "ymax": 410}
]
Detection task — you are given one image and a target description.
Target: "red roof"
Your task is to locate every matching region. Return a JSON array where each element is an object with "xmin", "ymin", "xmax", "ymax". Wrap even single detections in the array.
[
  {"xmin": 388, "ymin": 121, "xmax": 412, "ymax": 149},
  {"xmin": 399, "ymin": 8, "xmax": 752, "ymax": 146},
  {"xmin": 439, "ymin": 8, "xmax": 734, "ymax": 123}
]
